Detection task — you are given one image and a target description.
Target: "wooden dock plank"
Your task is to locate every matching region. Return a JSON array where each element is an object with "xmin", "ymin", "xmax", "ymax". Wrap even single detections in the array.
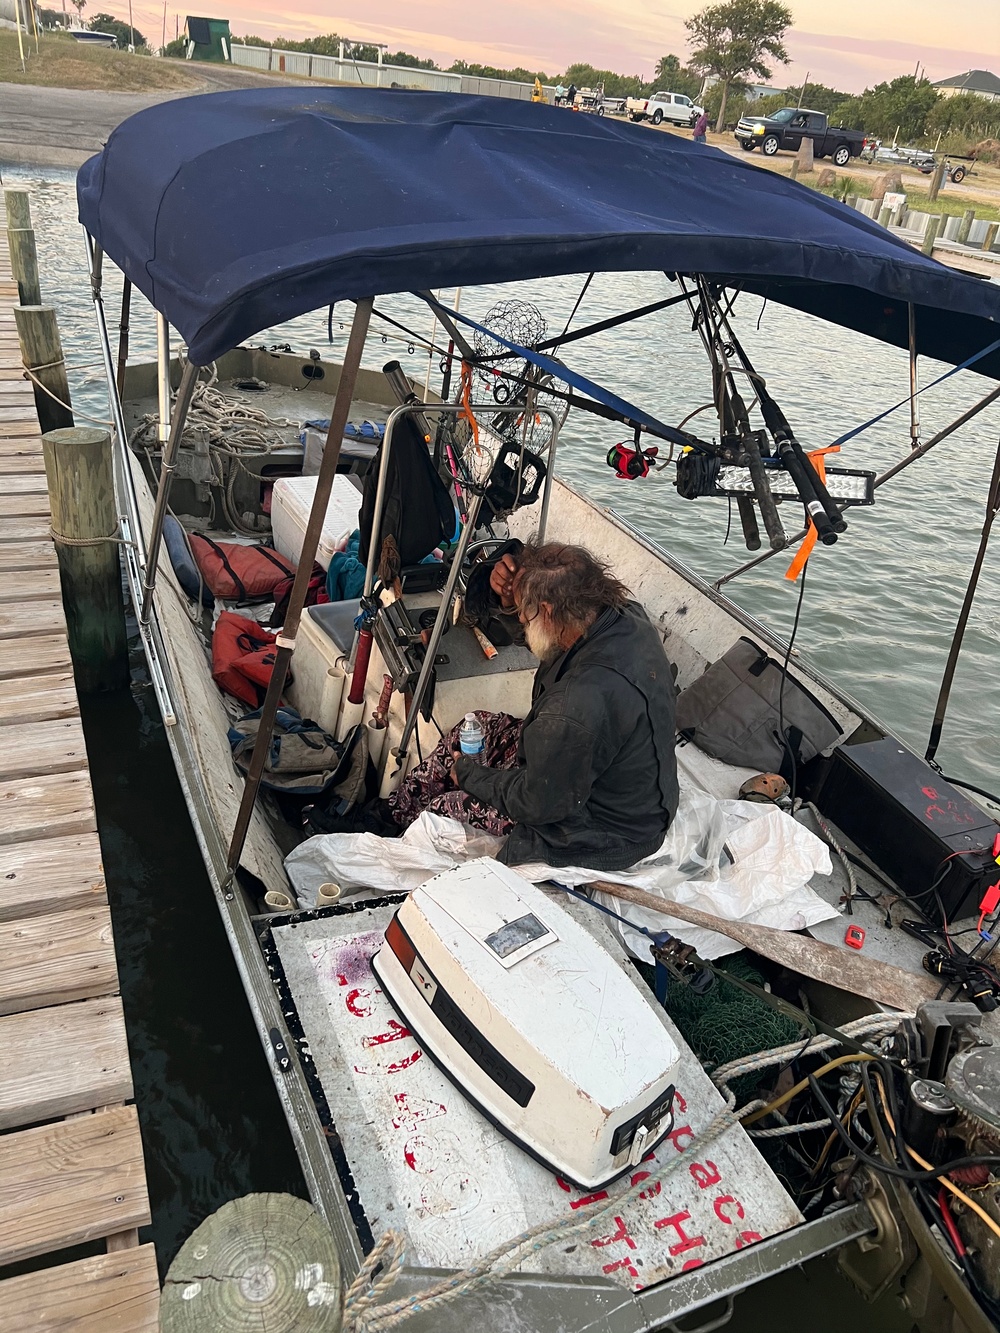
[
  {"xmin": 0, "ymin": 715, "xmax": 89, "ymax": 781},
  {"xmin": 0, "ymin": 436, "xmax": 42, "ymax": 455},
  {"xmin": 0, "ymin": 539, "xmax": 57, "ymax": 571},
  {"xmin": 0, "ymin": 671, "xmax": 79, "ymax": 724},
  {"xmin": 0, "ymin": 493, "xmax": 51, "ymax": 518},
  {"xmin": 0, "ymin": 567, "xmax": 62, "ymax": 602},
  {"xmin": 0, "ymin": 997, "xmax": 133, "ymax": 1130},
  {"xmin": 0, "ymin": 905, "xmax": 118, "ymax": 1015},
  {"xmin": 0, "ymin": 1244, "xmax": 159, "ymax": 1333},
  {"xmin": 0, "ymin": 832, "xmax": 105, "ymax": 922},
  {"xmin": 0, "ymin": 599, "xmax": 66, "ymax": 638},
  {"xmin": 0, "ymin": 631, "xmax": 72, "ymax": 681},
  {"xmin": 0, "ymin": 514, "xmax": 51, "ymax": 540},
  {"xmin": 2, "ymin": 473, "xmax": 49, "ymax": 492},
  {"xmin": 0, "ymin": 769, "xmax": 97, "ymax": 848},
  {"xmin": 0, "ymin": 1106, "xmax": 150, "ymax": 1267}
]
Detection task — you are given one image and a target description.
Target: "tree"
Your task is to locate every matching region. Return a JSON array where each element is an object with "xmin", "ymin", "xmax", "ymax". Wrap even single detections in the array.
[
  {"xmin": 89, "ymin": 12, "xmax": 146, "ymax": 48},
  {"xmin": 685, "ymin": 0, "xmax": 793, "ymax": 131},
  {"xmin": 69, "ymin": 0, "xmax": 86, "ymax": 17},
  {"xmin": 163, "ymin": 35, "xmax": 186, "ymax": 57},
  {"xmin": 840, "ymin": 75, "xmax": 938, "ymax": 142},
  {"xmin": 655, "ymin": 53, "xmax": 680, "ymax": 81}
]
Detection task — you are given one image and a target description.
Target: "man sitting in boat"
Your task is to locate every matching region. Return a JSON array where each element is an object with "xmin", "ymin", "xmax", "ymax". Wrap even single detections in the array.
[{"xmin": 391, "ymin": 543, "xmax": 679, "ymax": 871}]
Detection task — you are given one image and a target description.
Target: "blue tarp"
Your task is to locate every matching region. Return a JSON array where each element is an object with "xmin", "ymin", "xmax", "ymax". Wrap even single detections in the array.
[{"xmin": 77, "ymin": 88, "xmax": 1000, "ymax": 372}]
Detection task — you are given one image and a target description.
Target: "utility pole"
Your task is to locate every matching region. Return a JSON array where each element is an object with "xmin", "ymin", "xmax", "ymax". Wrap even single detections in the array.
[
  {"xmin": 796, "ymin": 70, "xmax": 809, "ymax": 108},
  {"xmin": 127, "ymin": 0, "xmax": 134, "ymax": 49}
]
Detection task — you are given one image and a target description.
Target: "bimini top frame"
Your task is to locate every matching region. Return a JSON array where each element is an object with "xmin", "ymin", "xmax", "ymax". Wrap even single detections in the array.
[{"xmin": 77, "ymin": 88, "xmax": 1000, "ymax": 376}]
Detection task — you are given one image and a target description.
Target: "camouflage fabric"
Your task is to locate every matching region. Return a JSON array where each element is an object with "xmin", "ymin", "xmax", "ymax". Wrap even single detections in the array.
[{"xmin": 390, "ymin": 711, "xmax": 522, "ymax": 835}]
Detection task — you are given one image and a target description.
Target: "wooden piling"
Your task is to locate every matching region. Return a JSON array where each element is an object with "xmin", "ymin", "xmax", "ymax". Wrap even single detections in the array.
[
  {"xmin": 789, "ymin": 158, "xmax": 799, "ymax": 180},
  {"xmin": 956, "ymin": 208, "xmax": 975, "ymax": 245},
  {"xmin": 927, "ymin": 159, "xmax": 947, "ymax": 202},
  {"xmin": 41, "ymin": 428, "xmax": 128, "ymax": 693},
  {"xmin": 921, "ymin": 215, "xmax": 942, "ymax": 257},
  {"xmin": 877, "ymin": 204, "xmax": 891, "ymax": 227},
  {"xmin": 13, "ymin": 305, "xmax": 73, "ymax": 436},
  {"xmin": 983, "ymin": 222, "xmax": 999, "ymax": 253},
  {"xmin": 4, "ymin": 189, "xmax": 41, "ymax": 309}
]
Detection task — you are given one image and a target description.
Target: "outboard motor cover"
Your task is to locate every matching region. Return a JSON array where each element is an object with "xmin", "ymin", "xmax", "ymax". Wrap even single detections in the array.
[{"xmin": 371, "ymin": 859, "xmax": 680, "ymax": 1189}]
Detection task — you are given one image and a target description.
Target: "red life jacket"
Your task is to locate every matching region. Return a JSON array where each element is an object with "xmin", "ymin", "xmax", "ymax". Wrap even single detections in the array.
[
  {"xmin": 212, "ymin": 611, "xmax": 288, "ymax": 707},
  {"xmin": 190, "ymin": 534, "xmax": 296, "ymax": 602}
]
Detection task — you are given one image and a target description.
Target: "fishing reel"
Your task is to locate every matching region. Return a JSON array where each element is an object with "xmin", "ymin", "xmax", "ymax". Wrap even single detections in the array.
[{"xmin": 606, "ymin": 431, "xmax": 659, "ymax": 480}]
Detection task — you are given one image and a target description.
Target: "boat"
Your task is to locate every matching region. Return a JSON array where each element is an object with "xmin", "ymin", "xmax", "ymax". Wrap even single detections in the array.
[
  {"xmin": 76, "ymin": 89, "xmax": 1000, "ymax": 1331},
  {"xmin": 67, "ymin": 24, "xmax": 118, "ymax": 45}
]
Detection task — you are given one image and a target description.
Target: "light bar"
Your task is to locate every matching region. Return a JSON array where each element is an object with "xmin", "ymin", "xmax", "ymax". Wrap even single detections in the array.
[{"xmin": 715, "ymin": 464, "xmax": 875, "ymax": 506}]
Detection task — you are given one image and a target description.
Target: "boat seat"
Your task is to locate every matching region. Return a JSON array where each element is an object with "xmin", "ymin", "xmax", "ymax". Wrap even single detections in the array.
[{"xmin": 307, "ymin": 601, "xmax": 361, "ymax": 656}]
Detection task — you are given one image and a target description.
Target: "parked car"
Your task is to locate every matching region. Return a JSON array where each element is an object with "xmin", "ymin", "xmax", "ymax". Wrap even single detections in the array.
[
  {"xmin": 734, "ymin": 107, "xmax": 864, "ymax": 166},
  {"xmin": 625, "ymin": 91, "xmax": 703, "ymax": 127}
]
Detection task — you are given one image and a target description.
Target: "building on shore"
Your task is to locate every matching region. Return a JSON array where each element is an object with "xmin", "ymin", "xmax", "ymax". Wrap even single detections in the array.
[{"xmin": 931, "ymin": 69, "xmax": 1000, "ymax": 102}]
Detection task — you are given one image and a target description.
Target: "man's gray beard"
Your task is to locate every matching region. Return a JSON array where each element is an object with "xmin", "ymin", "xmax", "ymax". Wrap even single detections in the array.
[{"xmin": 525, "ymin": 616, "xmax": 561, "ymax": 662}]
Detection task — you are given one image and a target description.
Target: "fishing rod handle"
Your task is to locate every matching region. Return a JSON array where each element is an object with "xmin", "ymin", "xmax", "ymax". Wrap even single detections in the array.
[
  {"xmin": 743, "ymin": 433, "xmax": 787, "ymax": 551},
  {"xmin": 736, "ymin": 496, "xmax": 761, "ymax": 550},
  {"xmin": 785, "ymin": 435, "xmax": 848, "ymax": 533},
  {"xmin": 776, "ymin": 439, "xmax": 838, "ymax": 545}
]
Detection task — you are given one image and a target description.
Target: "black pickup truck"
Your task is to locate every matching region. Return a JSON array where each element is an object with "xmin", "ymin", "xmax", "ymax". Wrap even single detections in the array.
[{"xmin": 734, "ymin": 107, "xmax": 864, "ymax": 165}]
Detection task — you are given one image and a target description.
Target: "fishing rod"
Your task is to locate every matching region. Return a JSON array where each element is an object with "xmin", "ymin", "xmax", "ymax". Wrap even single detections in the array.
[
  {"xmin": 705, "ymin": 284, "xmax": 847, "ymax": 545},
  {"xmin": 693, "ymin": 277, "xmax": 787, "ymax": 552}
]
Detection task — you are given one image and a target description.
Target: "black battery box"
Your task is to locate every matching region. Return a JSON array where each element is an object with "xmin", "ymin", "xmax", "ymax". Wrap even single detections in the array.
[{"xmin": 811, "ymin": 735, "xmax": 999, "ymax": 923}]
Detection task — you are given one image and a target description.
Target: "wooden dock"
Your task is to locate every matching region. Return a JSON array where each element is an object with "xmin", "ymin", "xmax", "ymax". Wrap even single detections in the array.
[{"xmin": 0, "ymin": 211, "xmax": 159, "ymax": 1328}]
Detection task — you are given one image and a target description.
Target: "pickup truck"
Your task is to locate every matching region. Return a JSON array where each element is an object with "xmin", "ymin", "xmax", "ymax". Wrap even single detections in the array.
[
  {"xmin": 626, "ymin": 90, "xmax": 704, "ymax": 127},
  {"xmin": 734, "ymin": 107, "xmax": 864, "ymax": 165}
]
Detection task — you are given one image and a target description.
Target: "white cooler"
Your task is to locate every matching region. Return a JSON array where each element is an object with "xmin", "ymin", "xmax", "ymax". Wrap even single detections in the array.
[{"xmin": 271, "ymin": 474, "xmax": 362, "ymax": 570}]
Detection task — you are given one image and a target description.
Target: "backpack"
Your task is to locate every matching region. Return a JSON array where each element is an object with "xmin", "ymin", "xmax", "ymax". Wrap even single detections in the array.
[
  {"xmin": 675, "ymin": 637, "xmax": 843, "ymax": 777},
  {"xmin": 190, "ymin": 534, "xmax": 296, "ymax": 602},
  {"xmin": 358, "ymin": 415, "xmax": 456, "ymax": 568}
]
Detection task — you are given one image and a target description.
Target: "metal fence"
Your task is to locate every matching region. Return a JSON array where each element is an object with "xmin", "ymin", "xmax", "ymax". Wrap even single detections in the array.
[{"xmin": 230, "ymin": 44, "xmax": 554, "ymax": 101}]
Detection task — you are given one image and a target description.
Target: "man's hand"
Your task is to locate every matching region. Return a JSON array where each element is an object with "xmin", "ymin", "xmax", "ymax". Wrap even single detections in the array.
[
  {"xmin": 489, "ymin": 553, "xmax": 521, "ymax": 610},
  {"xmin": 448, "ymin": 748, "xmax": 463, "ymax": 786}
]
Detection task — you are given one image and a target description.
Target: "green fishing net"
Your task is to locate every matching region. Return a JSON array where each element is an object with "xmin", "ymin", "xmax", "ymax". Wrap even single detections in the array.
[{"xmin": 638, "ymin": 953, "xmax": 803, "ymax": 1101}]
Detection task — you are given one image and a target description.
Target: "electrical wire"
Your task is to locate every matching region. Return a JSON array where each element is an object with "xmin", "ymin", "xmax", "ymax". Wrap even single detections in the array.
[
  {"xmin": 941, "ymin": 774, "xmax": 1000, "ymax": 808},
  {"xmin": 869, "ymin": 1070, "xmax": 1000, "ymax": 1244},
  {"xmin": 809, "ymin": 1072, "xmax": 1000, "ymax": 1194},
  {"xmin": 778, "ymin": 559, "xmax": 809, "ymax": 804},
  {"xmin": 740, "ymin": 1053, "xmax": 872, "ymax": 1127}
]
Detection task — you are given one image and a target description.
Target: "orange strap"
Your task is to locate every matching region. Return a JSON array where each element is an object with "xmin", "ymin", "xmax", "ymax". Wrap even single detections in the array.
[
  {"xmin": 785, "ymin": 445, "xmax": 841, "ymax": 582},
  {"xmin": 460, "ymin": 362, "xmax": 480, "ymax": 451}
]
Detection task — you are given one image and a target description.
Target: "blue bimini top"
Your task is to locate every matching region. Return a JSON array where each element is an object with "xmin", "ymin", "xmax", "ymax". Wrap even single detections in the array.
[{"xmin": 77, "ymin": 87, "xmax": 1000, "ymax": 371}]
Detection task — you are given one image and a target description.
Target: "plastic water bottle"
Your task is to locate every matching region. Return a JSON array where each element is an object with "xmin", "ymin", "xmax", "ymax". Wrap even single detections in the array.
[{"xmin": 459, "ymin": 712, "xmax": 484, "ymax": 757}]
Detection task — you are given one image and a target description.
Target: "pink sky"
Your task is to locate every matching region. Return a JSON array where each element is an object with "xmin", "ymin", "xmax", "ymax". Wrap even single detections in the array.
[{"xmin": 116, "ymin": 0, "xmax": 999, "ymax": 95}]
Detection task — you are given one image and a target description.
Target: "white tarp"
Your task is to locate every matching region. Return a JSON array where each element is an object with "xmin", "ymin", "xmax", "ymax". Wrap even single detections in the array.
[{"xmin": 284, "ymin": 779, "xmax": 838, "ymax": 959}]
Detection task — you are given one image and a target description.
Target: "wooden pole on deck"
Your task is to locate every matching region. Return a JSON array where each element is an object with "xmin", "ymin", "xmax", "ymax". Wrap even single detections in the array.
[
  {"xmin": 4, "ymin": 188, "xmax": 41, "ymax": 308},
  {"xmin": 41, "ymin": 427, "xmax": 129, "ymax": 693},
  {"xmin": 982, "ymin": 222, "xmax": 999, "ymax": 253},
  {"xmin": 920, "ymin": 215, "xmax": 942, "ymax": 257},
  {"xmin": 13, "ymin": 305, "xmax": 73, "ymax": 435},
  {"xmin": 956, "ymin": 208, "xmax": 975, "ymax": 245}
]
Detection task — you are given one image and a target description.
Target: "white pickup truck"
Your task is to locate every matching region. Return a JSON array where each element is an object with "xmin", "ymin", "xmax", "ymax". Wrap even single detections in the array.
[{"xmin": 625, "ymin": 90, "xmax": 703, "ymax": 127}]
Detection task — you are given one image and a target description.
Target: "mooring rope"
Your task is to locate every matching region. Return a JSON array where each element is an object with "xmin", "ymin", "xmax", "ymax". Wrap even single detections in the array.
[{"xmin": 49, "ymin": 525, "xmax": 136, "ymax": 550}]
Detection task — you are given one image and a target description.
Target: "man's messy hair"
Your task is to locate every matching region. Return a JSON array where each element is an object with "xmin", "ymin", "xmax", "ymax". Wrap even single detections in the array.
[{"xmin": 516, "ymin": 542, "xmax": 631, "ymax": 628}]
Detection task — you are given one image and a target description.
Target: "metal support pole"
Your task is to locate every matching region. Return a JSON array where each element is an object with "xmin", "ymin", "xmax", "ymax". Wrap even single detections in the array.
[
  {"xmin": 139, "ymin": 359, "xmax": 199, "ymax": 625},
  {"xmin": 225, "ymin": 298, "xmax": 374, "ymax": 883},
  {"xmin": 908, "ymin": 304, "xmax": 919, "ymax": 449},
  {"xmin": 394, "ymin": 486, "xmax": 486, "ymax": 760},
  {"xmin": 116, "ymin": 278, "xmax": 132, "ymax": 401},
  {"xmin": 156, "ymin": 311, "xmax": 171, "ymax": 443},
  {"xmin": 926, "ymin": 434, "xmax": 1000, "ymax": 764}
]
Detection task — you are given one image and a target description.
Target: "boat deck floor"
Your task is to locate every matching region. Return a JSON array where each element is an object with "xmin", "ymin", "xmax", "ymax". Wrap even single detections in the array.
[{"xmin": 269, "ymin": 895, "xmax": 803, "ymax": 1292}]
